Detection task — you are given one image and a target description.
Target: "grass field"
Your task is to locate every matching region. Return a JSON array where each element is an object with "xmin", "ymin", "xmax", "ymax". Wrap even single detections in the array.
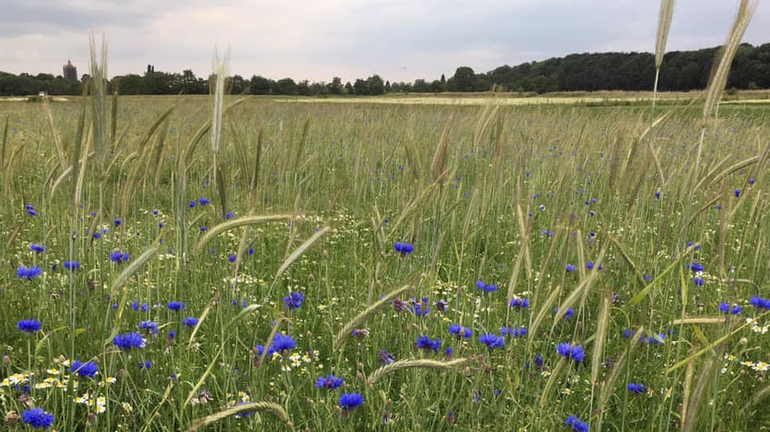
[{"xmin": 1, "ymin": 92, "xmax": 770, "ymax": 432}]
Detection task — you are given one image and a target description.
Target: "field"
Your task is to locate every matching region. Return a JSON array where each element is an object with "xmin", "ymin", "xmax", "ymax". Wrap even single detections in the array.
[{"xmin": 2, "ymin": 94, "xmax": 770, "ymax": 432}]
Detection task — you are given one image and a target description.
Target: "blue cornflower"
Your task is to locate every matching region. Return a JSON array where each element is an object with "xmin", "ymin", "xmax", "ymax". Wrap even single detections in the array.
[
  {"xmin": 445, "ymin": 346, "xmax": 453, "ymax": 357},
  {"xmin": 27, "ymin": 208, "xmax": 38, "ymax": 216},
  {"xmin": 138, "ymin": 320, "xmax": 159, "ymax": 335},
  {"xmin": 198, "ymin": 198, "xmax": 211, "ymax": 205},
  {"xmin": 71, "ymin": 360, "xmax": 98, "ymax": 378},
  {"xmin": 267, "ymin": 333, "xmax": 296, "ymax": 355},
  {"xmin": 654, "ymin": 190, "xmax": 661, "ymax": 199},
  {"xmin": 189, "ymin": 200, "xmax": 197, "ymax": 208},
  {"xmin": 449, "ymin": 325, "xmax": 473, "ymax": 339},
  {"xmin": 153, "ymin": 209, "xmax": 159, "ymax": 215},
  {"xmin": 735, "ymin": 188, "xmax": 741, "ymax": 198},
  {"xmin": 586, "ymin": 262, "xmax": 594, "ymax": 270},
  {"xmin": 627, "ymin": 382, "xmax": 647, "ymax": 394},
  {"xmin": 200, "ymin": 226, "xmax": 208, "ymax": 233},
  {"xmin": 92, "ymin": 231, "xmax": 102, "ymax": 239},
  {"xmin": 63, "ymin": 261, "xmax": 80, "ymax": 271},
  {"xmin": 415, "ymin": 336, "xmax": 442, "ymax": 353},
  {"xmin": 509, "ymin": 297, "xmax": 530, "ymax": 309},
  {"xmin": 379, "ymin": 349, "xmax": 395, "ymax": 364},
  {"xmin": 182, "ymin": 317, "xmax": 199, "ymax": 327},
  {"xmin": 167, "ymin": 301, "xmax": 186, "ymax": 311},
  {"xmin": 139, "ymin": 360, "xmax": 152, "ymax": 370},
  {"xmin": 30, "ymin": 244, "xmax": 46, "ymax": 253},
  {"xmin": 248, "ymin": 248, "xmax": 254, "ymax": 255},
  {"xmin": 555, "ymin": 307, "xmax": 575, "ymax": 319},
  {"xmin": 315, "ymin": 374, "xmax": 344, "ymax": 389},
  {"xmin": 646, "ymin": 333, "xmax": 666, "ymax": 345},
  {"xmin": 720, "ymin": 302, "xmax": 741, "ymax": 315},
  {"xmin": 284, "ymin": 292, "xmax": 304, "ymax": 309},
  {"xmin": 394, "ymin": 242, "xmax": 414, "ymax": 255},
  {"xmin": 411, "ymin": 301, "xmax": 430, "ymax": 318},
  {"xmin": 564, "ymin": 415, "xmax": 589, "ymax": 432},
  {"xmin": 115, "ymin": 218, "xmax": 122, "ymax": 226},
  {"xmin": 18, "ymin": 319, "xmax": 42, "ymax": 333},
  {"xmin": 338, "ymin": 393, "xmax": 364, "ymax": 411},
  {"xmin": 113, "ymin": 332, "xmax": 146, "ymax": 351},
  {"xmin": 110, "ymin": 251, "xmax": 130, "ymax": 263},
  {"xmin": 690, "ymin": 262, "xmax": 704, "ymax": 272},
  {"xmin": 566, "ymin": 264, "xmax": 577, "ymax": 273},
  {"xmin": 475, "ymin": 280, "xmax": 498, "ymax": 293},
  {"xmin": 557, "ymin": 342, "xmax": 585, "ymax": 363},
  {"xmin": 750, "ymin": 297, "xmax": 770, "ymax": 309},
  {"xmin": 479, "ymin": 334, "xmax": 505, "ymax": 350},
  {"xmin": 225, "ymin": 212, "xmax": 235, "ymax": 219},
  {"xmin": 694, "ymin": 277, "xmax": 705, "ymax": 287},
  {"xmin": 501, "ymin": 326, "xmax": 527, "ymax": 338},
  {"xmin": 17, "ymin": 266, "xmax": 42, "ymax": 280},
  {"xmin": 228, "ymin": 254, "xmax": 236, "ymax": 263},
  {"xmin": 168, "ymin": 330, "xmax": 176, "ymax": 340},
  {"xmin": 22, "ymin": 408, "xmax": 54, "ymax": 429},
  {"xmin": 623, "ymin": 328, "xmax": 637, "ymax": 339}
]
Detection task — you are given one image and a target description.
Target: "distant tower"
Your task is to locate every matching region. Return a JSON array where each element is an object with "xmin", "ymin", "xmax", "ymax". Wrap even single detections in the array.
[
  {"xmin": 147, "ymin": 64, "xmax": 155, "ymax": 74},
  {"xmin": 63, "ymin": 60, "xmax": 77, "ymax": 80}
]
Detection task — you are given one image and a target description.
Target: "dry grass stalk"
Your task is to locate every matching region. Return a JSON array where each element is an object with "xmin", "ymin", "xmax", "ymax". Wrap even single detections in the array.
[{"xmin": 366, "ymin": 358, "xmax": 468, "ymax": 386}]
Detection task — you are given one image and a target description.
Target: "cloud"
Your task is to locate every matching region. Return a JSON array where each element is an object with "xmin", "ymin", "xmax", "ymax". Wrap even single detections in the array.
[{"xmin": 0, "ymin": 0, "xmax": 769, "ymax": 83}]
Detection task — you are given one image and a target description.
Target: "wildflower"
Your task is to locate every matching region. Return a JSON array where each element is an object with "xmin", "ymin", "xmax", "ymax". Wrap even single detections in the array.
[
  {"xmin": 449, "ymin": 325, "xmax": 473, "ymax": 339},
  {"xmin": 654, "ymin": 190, "xmax": 661, "ymax": 199},
  {"xmin": 189, "ymin": 201, "xmax": 197, "ymax": 208},
  {"xmin": 749, "ymin": 178, "xmax": 756, "ymax": 185},
  {"xmin": 182, "ymin": 317, "xmax": 199, "ymax": 327},
  {"xmin": 586, "ymin": 262, "xmax": 594, "ymax": 270},
  {"xmin": 27, "ymin": 208, "xmax": 39, "ymax": 217},
  {"xmin": 734, "ymin": 189, "xmax": 741, "ymax": 198},
  {"xmin": 338, "ymin": 393, "xmax": 364, "ymax": 411},
  {"xmin": 646, "ymin": 333, "xmax": 666, "ymax": 345},
  {"xmin": 17, "ymin": 266, "xmax": 42, "ymax": 280},
  {"xmin": 627, "ymin": 382, "xmax": 647, "ymax": 394},
  {"xmin": 555, "ymin": 307, "xmax": 575, "ymax": 320},
  {"xmin": 17, "ymin": 319, "xmax": 42, "ymax": 333},
  {"xmin": 228, "ymin": 254, "xmax": 236, "ymax": 263},
  {"xmin": 509, "ymin": 297, "xmax": 530, "ymax": 309},
  {"xmin": 445, "ymin": 346, "xmax": 453, "ymax": 357},
  {"xmin": 394, "ymin": 242, "xmax": 414, "ymax": 255},
  {"xmin": 539, "ymin": 204, "xmax": 546, "ymax": 211},
  {"xmin": 415, "ymin": 336, "xmax": 442, "ymax": 353},
  {"xmin": 138, "ymin": 321, "xmax": 159, "ymax": 335},
  {"xmin": 690, "ymin": 262, "xmax": 704, "ymax": 272},
  {"xmin": 315, "ymin": 374, "xmax": 344, "ymax": 389},
  {"xmin": 110, "ymin": 251, "xmax": 130, "ymax": 263},
  {"xmin": 30, "ymin": 244, "xmax": 46, "ymax": 253},
  {"xmin": 564, "ymin": 415, "xmax": 589, "ymax": 432},
  {"xmin": 411, "ymin": 299, "xmax": 430, "ymax": 317},
  {"xmin": 476, "ymin": 280, "xmax": 498, "ymax": 293},
  {"xmin": 198, "ymin": 198, "xmax": 211, "ymax": 205},
  {"xmin": 248, "ymin": 248, "xmax": 254, "ymax": 255},
  {"xmin": 557, "ymin": 343, "xmax": 585, "ymax": 363},
  {"xmin": 22, "ymin": 408, "xmax": 54, "ymax": 429},
  {"xmin": 115, "ymin": 218, "xmax": 122, "ymax": 226},
  {"xmin": 750, "ymin": 297, "xmax": 770, "ymax": 309},
  {"xmin": 379, "ymin": 350, "xmax": 395, "ymax": 364},
  {"xmin": 225, "ymin": 212, "xmax": 235, "ymax": 219},
  {"xmin": 63, "ymin": 261, "xmax": 80, "ymax": 271},
  {"xmin": 566, "ymin": 264, "xmax": 577, "ymax": 272},
  {"xmin": 71, "ymin": 360, "xmax": 99, "ymax": 378},
  {"xmin": 623, "ymin": 328, "xmax": 637, "ymax": 339},
  {"xmin": 534, "ymin": 354, "xmax": 545, "ymax": 368},
  {"xmin": 139, "ymin": 360, "xmax": 152, "ymax": 370},
  {"xmin": 167, "ymin": 301, "xmax": 186, "ymax": 311},
  {"xmin": 479, "ymin": 334, "xmax": 505, "ymax": 350},
  {"xmin": 113, "ymin": 332, "xmax": 146, "ymax": 351},
  {"xmin": 720, "ymin": 303, "xmax": 742, "ymax": 315},
  {"xmin": 501, "ymin": 326, "xmax": 527, "ymax": 338},
  {"xmin": 200, "ymin": 226, "xmax": 208, "ymax": 233},
  {"xmin": 168, "ymin": 330, "xmax": 176, "ymax": 340},
  {"xmin": 284, "ymin": 292, "xmax": 304, "ymax": 309},
  {"xmin": 694, "ymin": 277, "xmax": 705, "ymax": 287},
  {"xmin": 267, "ymin": 333, "xmax": 296, "ymax": 355}
]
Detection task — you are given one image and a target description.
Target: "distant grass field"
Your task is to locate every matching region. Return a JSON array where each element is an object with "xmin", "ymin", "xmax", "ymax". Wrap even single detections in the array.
[{"xmin": 2, "ymin": 93, "xmax": 770, "ymax": 432}]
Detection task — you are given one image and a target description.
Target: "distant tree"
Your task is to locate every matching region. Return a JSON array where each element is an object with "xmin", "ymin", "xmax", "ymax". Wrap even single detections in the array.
[
  {"xmin": 250, "ymin": 75, "xmax": 272, "ymax": 95},
  {"xmin": 412, "ymin": 79, "xmax": 430, "ymax": 93},
  {"xmin": 353, "ymin": 78, "xmax": 368, "ymax": 95},
  {"xmin": 328, "ymin": 77, "xmax": 343, "ymax": 95},
  {"xmin": 274, "ymin": 78, "xmax": 297, "ymax": 95},
  {"xmin": 344, "ymin": 82, "xmax": 354, "ymax": 94},
  {"xmin": 230, "ymin": 74, "xmax": 247, "ymax": 94},
  {"xmin": 366, "ymin": 75, "xmax": 385, "ymax": 95},
  {"xmin": 452, "ymin": 66, "xmax": 476, "ymax": 92}
]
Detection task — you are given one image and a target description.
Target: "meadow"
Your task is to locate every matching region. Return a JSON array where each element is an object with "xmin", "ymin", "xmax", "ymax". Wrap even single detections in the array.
[{"xmin": 2, "ymin": 89, "xmax": 770, "ymax": 432}]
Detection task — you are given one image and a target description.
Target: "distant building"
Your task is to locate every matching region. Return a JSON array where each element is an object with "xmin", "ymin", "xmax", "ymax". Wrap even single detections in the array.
[{"xmin": 63, "ymin": 60, "xmax": 77, "ymax": 80}]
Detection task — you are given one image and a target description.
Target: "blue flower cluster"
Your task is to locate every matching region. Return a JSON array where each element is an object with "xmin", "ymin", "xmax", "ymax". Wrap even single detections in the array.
[{"xmin": 556, "ymin": 342, "xmax": 585, "ymax": 363}]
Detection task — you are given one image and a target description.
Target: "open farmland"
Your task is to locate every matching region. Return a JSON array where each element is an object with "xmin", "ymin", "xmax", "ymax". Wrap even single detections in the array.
[{"xmin": 2, "ymin": 94, "xmax": 770, "ymax": 432}]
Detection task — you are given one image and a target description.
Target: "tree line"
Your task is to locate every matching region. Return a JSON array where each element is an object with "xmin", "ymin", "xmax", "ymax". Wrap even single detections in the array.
[{"xmin": 2, "ymin": 43, "xmax": 770, "ymax": 97}]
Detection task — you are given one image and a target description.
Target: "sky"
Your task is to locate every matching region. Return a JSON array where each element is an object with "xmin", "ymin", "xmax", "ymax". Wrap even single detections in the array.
[{"xmin": 1, "ymin": 0, "xmax": 769, "ymax": 83}]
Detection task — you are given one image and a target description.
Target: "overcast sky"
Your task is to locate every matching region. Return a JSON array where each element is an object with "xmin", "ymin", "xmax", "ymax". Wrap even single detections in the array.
[{"xmin": 1, "ymin": 0, "xmax": 769, "ymax": 83}]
